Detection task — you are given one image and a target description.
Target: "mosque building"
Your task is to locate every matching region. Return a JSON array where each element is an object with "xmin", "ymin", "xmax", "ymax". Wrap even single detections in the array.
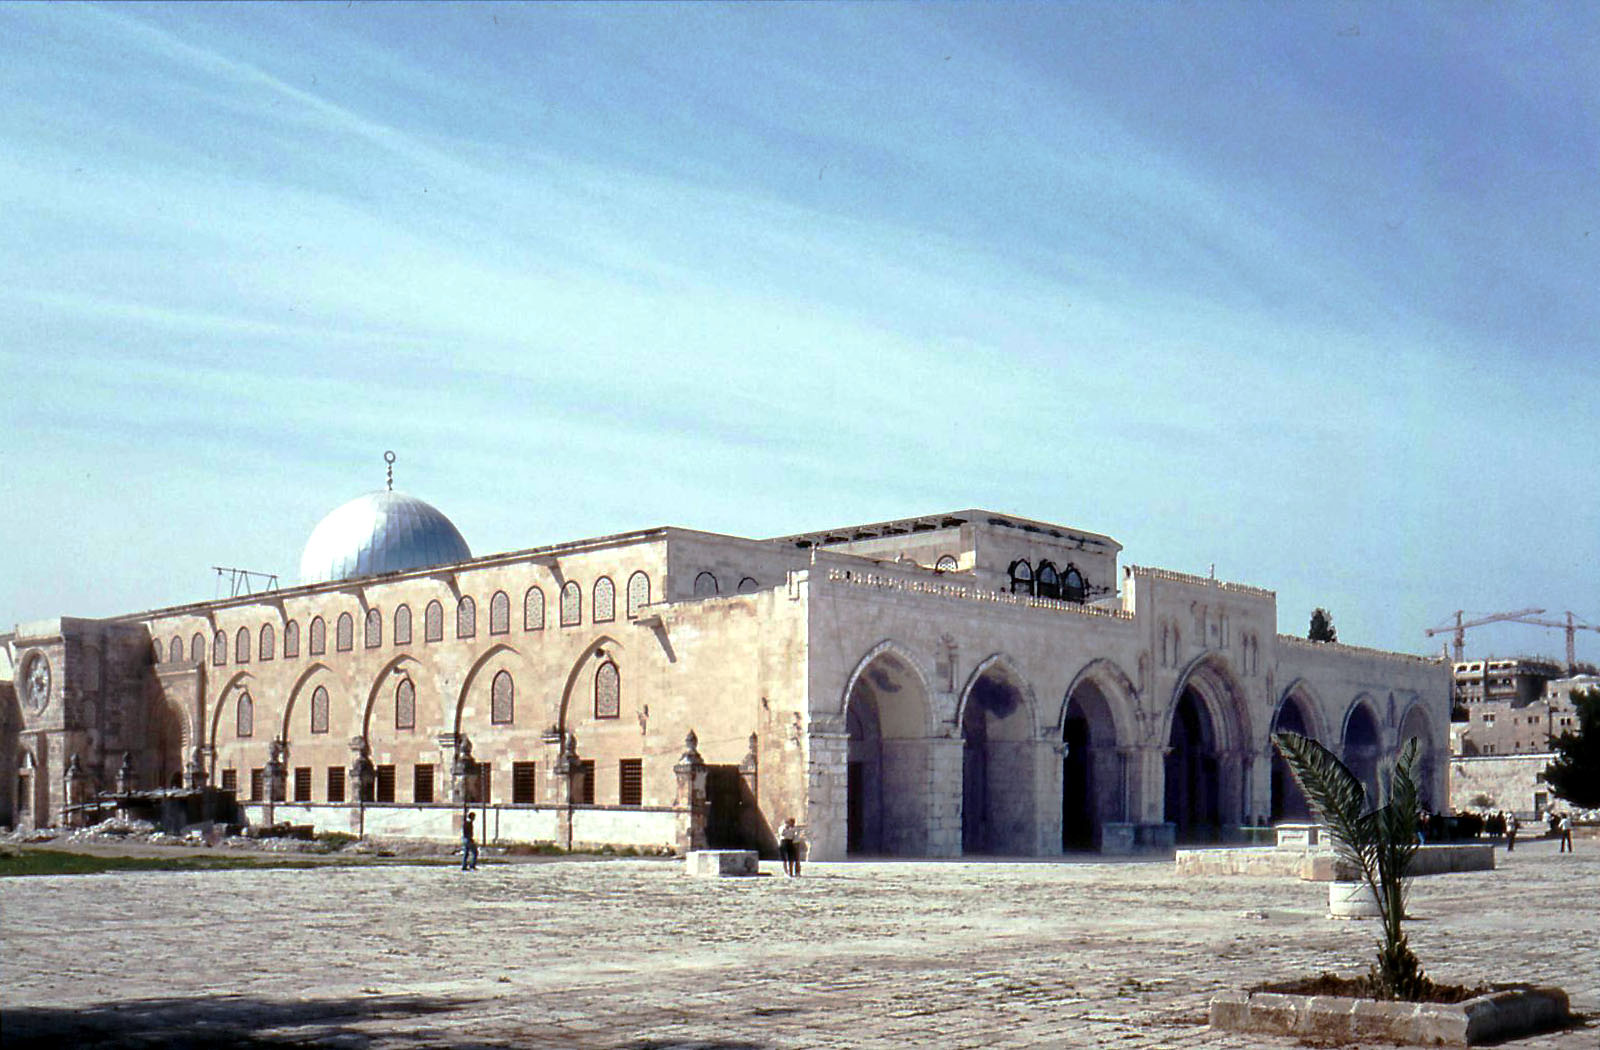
[{"xmin": 0, "ymin": 463, "xmax": 1450, "ymax": 859}]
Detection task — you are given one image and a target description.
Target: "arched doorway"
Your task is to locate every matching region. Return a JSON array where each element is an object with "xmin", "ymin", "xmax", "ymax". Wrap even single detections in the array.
[
  {"xmin": 1397, "ymin": 703, "xmax": 1436, "ymax": 810},
  {"xmin": 1270, "ymin": 695, "xmax": 1315, "ymax": 823},
  {"xmin": 1061, "ymin": 672, "xmax": 1124, "ymax": 851},
  {"xmin": 1342, "ymin": 701, "xmax": 1383, "ymax": 806},
  {"xmin": 960, "ymin": 663, "xmax": 1036, "ymax": 855},
  {"xmin": 845, "ymin": 649, "xmax": 932, "ymax": 856},
  {"xmin": 1165, "ymin": 687, "xmax": 1221, "ymax": 843}
]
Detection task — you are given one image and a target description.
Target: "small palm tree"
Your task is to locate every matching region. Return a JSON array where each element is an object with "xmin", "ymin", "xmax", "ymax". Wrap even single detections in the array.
[{"xmin": 1273, "ymin": 731, "xmax": 1431, "ymax": 1000}]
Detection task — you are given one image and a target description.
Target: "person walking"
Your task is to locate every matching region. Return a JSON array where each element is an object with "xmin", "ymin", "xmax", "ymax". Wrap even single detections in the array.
[
  {"xmin": 1558, "ymin": 813, "xmax": 1574, "ymax": 853},
  {"xmin": 1506, "ymin": 812, "xmax": 1519, "ymax": 852},
  {"xmin": 778, "ymin": 816, "xmax": 805, "ymax": 877},
  {"xmin": 461, "ymin": 810, "xmax": 479, "ymax": 871}
]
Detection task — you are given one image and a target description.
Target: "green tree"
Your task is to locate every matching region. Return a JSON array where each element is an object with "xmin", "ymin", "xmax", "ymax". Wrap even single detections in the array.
[
  {"xmin": 1308, "ymin": 607, "xmax": 1338, "ymax": 643},
  {"xmin": 1274, "ymin": 731, "xmax": 1430, "ymax": 1000},
  {"xmin": 1545, "ymin": 688, "xmax": 1600, "ymax": 810}
]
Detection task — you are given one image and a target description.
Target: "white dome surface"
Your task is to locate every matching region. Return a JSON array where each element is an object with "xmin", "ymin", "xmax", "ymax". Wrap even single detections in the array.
[{"xmin": 299, "ymin": 491, "xmax": 471, "ymax": 584}]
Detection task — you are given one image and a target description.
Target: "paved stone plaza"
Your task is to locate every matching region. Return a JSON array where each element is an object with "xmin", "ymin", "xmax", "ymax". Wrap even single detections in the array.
[{"xmin": 4, "ymin": 841, "xmax": 1594, "ymax": 1048}]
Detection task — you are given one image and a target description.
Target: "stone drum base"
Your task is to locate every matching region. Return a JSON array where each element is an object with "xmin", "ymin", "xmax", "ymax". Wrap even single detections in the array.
[{"xmin": 1211, "ymin": 986, "xmax": 1570, "ymax": 1046}]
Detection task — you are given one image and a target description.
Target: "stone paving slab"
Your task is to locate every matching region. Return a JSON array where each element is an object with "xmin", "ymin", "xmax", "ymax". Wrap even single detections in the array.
[{"xmin": 2, "ymin": 839, "xmax": 1595, "ymax": 1048}]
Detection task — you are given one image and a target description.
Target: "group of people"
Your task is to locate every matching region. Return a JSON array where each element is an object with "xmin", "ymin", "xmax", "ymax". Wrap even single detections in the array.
[{"xmin": 1499, "ymin": 810, "xmax": 1576, "ymax": 853}]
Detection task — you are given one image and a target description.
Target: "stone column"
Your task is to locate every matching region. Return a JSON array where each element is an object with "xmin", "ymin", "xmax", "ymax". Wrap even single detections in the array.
[
  {"xmin": 739, "ymin": 733, "xmax": 760, "ymax": 851},
  {"xmin": 261, "ymin": 740, "xmax": 287, "ymax": 827},
  {"xmin": 450, "ymin": 736, "xmax": 478, "ymax": 805},
  {"xmin": 184, "ymin": 745, "xmax": 208, "ymax": 790},
  {"xmin": 64, "ymin": 753, "xmax": 91, "ymax": 828},
  {"xmin": 805, "ymin": 729, "xmax": 849, "ymax": 862},
  {"xmin": 673, "ymin": 730, "xmax": 708, "ymax": 855},
  {"xmin": 348, "ymin": 737, "xmax": 375, "ymax": 804},
  {"xmin": 552, "ymin": 732, "xmax": 578, "ymax": 850},
  {"xmin": 925, "ymin": 735, "xmax": 964, "ymax": 858},
  {"xmin": 115, "ymin": 751, "xmax": 136, "ymax": 794}
]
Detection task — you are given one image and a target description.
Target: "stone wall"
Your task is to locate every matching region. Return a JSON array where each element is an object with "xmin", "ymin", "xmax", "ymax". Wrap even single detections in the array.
[{"xmin": 1449, "ymin": 753, "xmax": 1557, "ymax": 818}]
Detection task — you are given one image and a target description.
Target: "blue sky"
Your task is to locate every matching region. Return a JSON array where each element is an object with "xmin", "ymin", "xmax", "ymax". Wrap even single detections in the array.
[{"xmin": 2, "ymin": 2, "xmax": 1596, "ymax": 663}]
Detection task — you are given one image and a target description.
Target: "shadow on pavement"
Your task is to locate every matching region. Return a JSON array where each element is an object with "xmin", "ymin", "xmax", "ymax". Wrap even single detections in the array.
[{"xmin": 2, "ymin": 992, "xmax": 480, "ymax": 1048}]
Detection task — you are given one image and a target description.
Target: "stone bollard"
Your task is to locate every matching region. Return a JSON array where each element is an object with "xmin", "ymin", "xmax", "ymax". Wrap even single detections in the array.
[{"xmin": 1328, "ymin": 880, "xmax": 1381, "ymax": 919}]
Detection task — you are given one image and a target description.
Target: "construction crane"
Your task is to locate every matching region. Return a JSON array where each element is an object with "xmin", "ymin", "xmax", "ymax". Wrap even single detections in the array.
[
  {"xmin": 1425, "ymin": 608, "xmax": 1544, "ymax": 663},
  {"xmin": 1504, "ymin": 611, "xmax": 1600, "ymax": 670}
]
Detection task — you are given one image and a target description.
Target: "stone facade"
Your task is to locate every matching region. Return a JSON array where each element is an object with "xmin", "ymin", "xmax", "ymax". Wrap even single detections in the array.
[
  {"xmin": 0, "ymin": 507, "xmax": 1451, "ymax": 859},
  {"xmin": 1448, "ymin": 753, "xmax": 1559, "ymax": 819}
]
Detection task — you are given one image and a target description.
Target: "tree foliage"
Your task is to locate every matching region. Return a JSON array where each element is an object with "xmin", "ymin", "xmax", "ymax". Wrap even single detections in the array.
[
  {"xmin": 1308, "ymin": 608, "xmax": 1338, "ymax": 643},
  {"xmin": 1545, "ymin": 688, "xmax": 1600, "ymax": 810},
  {"xmin": 1274, "ymin": 731, "xmax": 1430, "ymax": 1000}
]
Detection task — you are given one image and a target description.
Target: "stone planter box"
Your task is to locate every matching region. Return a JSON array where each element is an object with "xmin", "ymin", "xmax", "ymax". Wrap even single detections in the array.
[{"xmin": 1211, "ymin": 985, "xmax": 1570, "ymax": 1046}]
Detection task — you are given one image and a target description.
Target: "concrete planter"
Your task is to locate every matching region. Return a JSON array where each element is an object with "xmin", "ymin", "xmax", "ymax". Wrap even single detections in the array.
[
  {"xmin": 1327, "ymin": 880, "xmax": 1381, "ymax": 919},
  {"xmin": 1211, "ymin": 985, "xmax": 1570, "ymax": 1046}
]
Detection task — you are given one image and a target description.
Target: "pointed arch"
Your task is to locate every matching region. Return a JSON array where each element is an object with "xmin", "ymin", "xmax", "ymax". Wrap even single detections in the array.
[
  {"xmin": 358, "ymin": 654, "xmax": 430, "ymax": 738},
  {"xmin": 278, "ymin": 662, "xmax": 336, "ymax": 742},
  {"xmin": 451, "ymin": 642, "xmax": 527, "ymax": 736},
  {"xmin": 955, "ymin": 653, "xmax": 1041, "ymax": 737},
  {"xmin": 1272, "ymin": 678, "xmax": 1330, "ymax": 746},
  {"xmin": 1165, "ymin": 651, "xmax": 1250, "ymax": 751},
  {"xmin": 837, "ymin": 640, "xmax": 936, "ymax": 733},
  {"xmin": 1058, "ymin": 658, "xmax": 1138, "ymax": 745},
  {"xmin": 842, "ymin": 639, "xmax": 938, "ymax": 856},
  {"xmin": 554, "ymin": 635, "xmax": 627, "ymax": 731},
  {"xmin": 957, "ymin": 653, "xmax": 1041, "ymax": 854}
]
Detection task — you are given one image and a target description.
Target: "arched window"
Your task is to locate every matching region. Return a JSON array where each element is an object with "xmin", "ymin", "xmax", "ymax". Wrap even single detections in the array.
[
  {"xmin": 213, "ymin": 630, "xmax": 227, "ymax": 666},
  {"xmin": 1036, "ymin": 562, "xmax": 1060, "ymax": 600},
  {"xmin": 935, "ymin": 555, "xmax": 959, "ymax": 572},
  {"xmin": 626, "ymin": 572, "xmax": 650, "ymax": 618},
  {"xmin": 170, "ymin": 637, "xmax": 184, "ymax": 664},
  {"xmin": 284, "ymin": 620, "xmax": 300, "ymax": 658},
  {"xmin": 593, "ymin": 578, "xmax": 615, "ymax": 622},
  {"xmin": 491, "ymin": 669, "xmax": 514, "ymax": 725},
  {"xmin": 191, "ymin": 632, "xmax": 206, "ymax": 665},
  {"xmin": 236, "ymin": 692, "xmax": 254, "ymax": 739},
  {"xmin": 394, "ymin": 604, "xmax": 412, "ymax": 646},
  {"xmin": 595, "ymin": 661, "xmax": 620, "ymax": 719},
  {"xmin": 424, "ymin": 600, "xmax": 443, "ymax": 641},
  {"xmin": 1008, "ymin": 560, "xmax": 1034, "ymax": 596},
  {"xmin": 362, "ymin": 608, "xmax": 381, "ymax": 649},
  {"xmin": 310, "ymin": 685, "xmax": 330, "ymax": 734},
  {"xmin": 235, "ymin": 626, "xmax": 251, "ymax": 664},
  {"xmin": 560, "ymin": 582, "xmax": 581, "ymax": 626},
  {"xmin": 336, "ymin": 612, "xmax": 354, "ymax": 652},
  {"xmin": 524, "ymin": 586, "xmax": 545, "ymax": 630},
  {"xmin": 457, "ymin": 596, "xmax": 476, "ymax": 638},
  {"xmin": 259, "ymin": 623, "xmax": 275, "ymax": 661},
  {"xmin": 693, "ymin": 571, "xmax": 719, "ymax": 597},
  {"xmin": 1063, "ymin": 565, "xmax": 1086, "ymax": 603},
  {"xmin": 395, "ymin": 677, "xmax": 415, "ymax": 731},
  {"xmin": 737, "ymin": 577, "xmax": 759, "ymax": 594},
  {"xmin": 309, "ymin": 617, "xmax": 326, "ymax": 655},
  {"xmin": 489, "ymin": 591, "xmax": 510, "ymax": 635}
]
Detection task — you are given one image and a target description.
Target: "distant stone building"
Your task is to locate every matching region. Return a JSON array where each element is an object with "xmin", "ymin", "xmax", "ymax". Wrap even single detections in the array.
[
  {"xmin": 1447, "ymin": 670, "xmax": 1596, "ymax": 817},
  {"xmin": 1, "ymin": 485, "xmax": 1450, "ymax": 858}
]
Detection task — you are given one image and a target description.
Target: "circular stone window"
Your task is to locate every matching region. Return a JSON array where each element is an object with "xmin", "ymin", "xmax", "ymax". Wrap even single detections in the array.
[{"xmin": 21, "ymin": 651, "xmax": 52, "ymax": 714}]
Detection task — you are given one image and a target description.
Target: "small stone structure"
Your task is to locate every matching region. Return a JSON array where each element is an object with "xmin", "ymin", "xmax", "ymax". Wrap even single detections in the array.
[
  {"xmin": 684, "ymin": 850, "xmax": 759, "ymax": 877},
  {"xmin": 1211, "ymin": 985, "xmax": 1570, "ymax": 1046}
]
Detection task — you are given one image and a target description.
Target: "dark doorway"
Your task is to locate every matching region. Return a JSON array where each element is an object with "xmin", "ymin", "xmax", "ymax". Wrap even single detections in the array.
[
  {"xmin": 846, "ymin": 760, "xmax": 864, "ymax": 854},
  {"xmin": 1062, "ymin": 714, "xmax": 1093, "ymax": 849},
  {"xmin": 704, "ymin": 764, "xmax": 754, "ymax": 850},
  {"xmin": 1165, "ymin": 688, "xmax": 1221, "ymax": 843},
  {"xmin": 1270, "ymin": 699, "xmax": 1313, "ymax": 822},
  {"xmin": 1342, "ymin": 704, "xmax": 1382, "ymax": 806},
  {"xmin": 961, "ymin": 672, "xmax": 1031, "ymax": 854}
]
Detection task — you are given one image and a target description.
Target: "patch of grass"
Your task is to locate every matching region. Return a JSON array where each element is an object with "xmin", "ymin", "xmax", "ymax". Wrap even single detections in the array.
[
  {"xmin": 0, "ymin": 848, "xmax": 341, "ymax": 878},
  {"xmin": 313, "ymin": 831, "xmax": 360, "ymax": 851}
]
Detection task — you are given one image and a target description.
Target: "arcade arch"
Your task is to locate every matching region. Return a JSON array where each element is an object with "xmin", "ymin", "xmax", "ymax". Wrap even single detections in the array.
[
  {"xmin": 958, "ymin": 657, "xmax": 1037, "ymax": 855},
  {"xmin": 1059, "ymin": 662, "xmax": 1131, "ymax": 850},
  {"xmin": 1164, "ymin": 657, "xmax": 1248, "ymax": 844},
  {"xmin": 1341, "ymin": 698, "xmax": 1384, "ymax": 805},
  {"xmin": 843, "ymin": 645, "xmax": 932, "ymax": 856},
  {"xmin": 1269, "ymin": 686, "xmax": 1320, "ymax": 823}
]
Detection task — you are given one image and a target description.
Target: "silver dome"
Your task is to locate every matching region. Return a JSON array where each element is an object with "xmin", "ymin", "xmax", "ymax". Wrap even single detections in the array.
[{"xmin": 299, "ymin": 491, "xmax": 472, "ymax": 584}]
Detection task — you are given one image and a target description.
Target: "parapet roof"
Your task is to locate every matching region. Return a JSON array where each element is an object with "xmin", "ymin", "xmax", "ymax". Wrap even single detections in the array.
[{"xmin": 771, "ymin": 510, "xmax": 1120, "ymax": 552}]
